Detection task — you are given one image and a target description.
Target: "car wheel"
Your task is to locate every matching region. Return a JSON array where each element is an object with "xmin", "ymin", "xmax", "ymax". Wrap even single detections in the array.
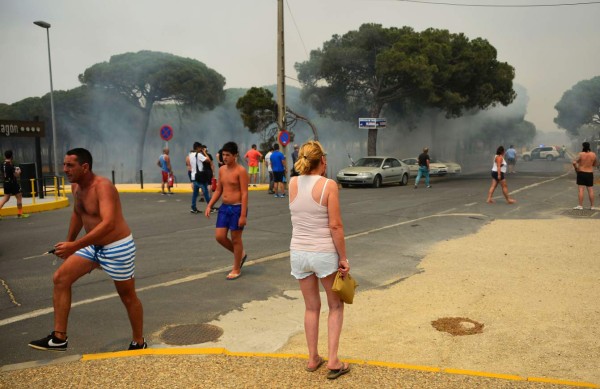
[
  {"xmin": 341, "ymin": 184, "xmax": 349, "ymax": 188},
  {"xmin": 400, "ymin": 173, "xmax": 408, "ymax": 186},
  {"xmin": 546, "ymin": 155, "xmax": 554, "ymax": 161},
  {"xmin": 523, "ymin": 155, "xmax": 530, "ymax": 161},
  {"xmin": 372, "ymin": 175, "xmax": 382, "ymax": 188}
]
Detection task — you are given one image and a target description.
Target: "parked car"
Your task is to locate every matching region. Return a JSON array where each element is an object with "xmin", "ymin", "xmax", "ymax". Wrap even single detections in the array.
[
  {"xmin": 336, "ymin": 156, "xmax": 411, "ymax": 188},
  {"xmin": 521, "ymin": 146, "xmax": 561, "ymax": 161},
  {"xmin": 401, "ymin": 158, "xmax": 448, "ymax": 177},
  {"xmin": 435, "ymin": 160, "xmax": 462, "ymax": 174}
]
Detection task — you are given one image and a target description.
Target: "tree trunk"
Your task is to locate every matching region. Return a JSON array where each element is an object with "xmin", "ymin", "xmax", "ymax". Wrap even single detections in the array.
[
  {"xmin": 367, "ymin": 105, "xmax": 383, "ymax": 156},
  {"xmin": 135, "ymin": 106, "xmax": 153, "ymax": 175},
  {"xmin": 368, "ymin": 128, "xmax": 378, "ymax": 156}
]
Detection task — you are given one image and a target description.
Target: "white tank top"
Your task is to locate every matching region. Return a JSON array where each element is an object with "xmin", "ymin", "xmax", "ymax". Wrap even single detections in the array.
[
  {"xmin": 289, "ymin": 175, "xmax": 336, "ymax": 252},
  {"xmin": 491, "ymin": 156, "xmax": 507, "ymax": 173}
]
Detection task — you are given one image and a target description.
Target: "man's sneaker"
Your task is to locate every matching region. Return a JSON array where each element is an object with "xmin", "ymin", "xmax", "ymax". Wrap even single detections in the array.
[
  {"xmin": 28, "ymin": 332, "xmax": 68, "ymax": 351},
  {"xmin": 128, "ymin": 339, "xmax": 147, "ymax": 350},
  {"xmin": 427, "ymin": 185, "xmax": 432, "ymax": 188},
  {"xmin": 190, "ymin": 209, "xmax": 199, "ymax": 214},
  {"xmin": 274, "ymin": 194, "xmax": 279, "ymax": 198},
  {"xmin": 18, "ymin": 214, "xmax": 30, "ymax": 218},
  {"xmin": 573, "ymin": 205, "xmax": 583, "ymax": 210}
]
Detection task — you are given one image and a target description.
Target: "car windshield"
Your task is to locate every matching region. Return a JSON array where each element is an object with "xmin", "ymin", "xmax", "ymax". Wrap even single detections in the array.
[{"xmin": 354, "ymin": 158, "xmax": 383, "ymax": 168}]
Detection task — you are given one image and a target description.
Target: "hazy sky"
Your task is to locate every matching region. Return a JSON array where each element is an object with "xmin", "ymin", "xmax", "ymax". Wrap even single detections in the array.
[{"xmin": 1, "ymin": 0, "xmax": 598, "ymax": 133}]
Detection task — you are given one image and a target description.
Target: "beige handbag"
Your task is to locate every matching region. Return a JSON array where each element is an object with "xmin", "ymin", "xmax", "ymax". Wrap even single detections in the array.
[{"xmin": 332, "ymin": 271, "xmax": 358, "ymax": 304}]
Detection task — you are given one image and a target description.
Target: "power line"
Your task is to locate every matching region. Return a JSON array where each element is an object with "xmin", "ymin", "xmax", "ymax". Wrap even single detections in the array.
[
  {"xmin": 285, "ymin": 0, "xmax": 310, "ymax": 59},
  {"xmin": 396, "ymin": 0, "xmax": 600, "ymax": 7}
]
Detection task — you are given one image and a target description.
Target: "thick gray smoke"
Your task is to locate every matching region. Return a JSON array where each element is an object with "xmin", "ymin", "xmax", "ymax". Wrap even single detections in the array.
[{"xmin": 1, "ymin": 83, "xmax": 539, "ymax": 183}]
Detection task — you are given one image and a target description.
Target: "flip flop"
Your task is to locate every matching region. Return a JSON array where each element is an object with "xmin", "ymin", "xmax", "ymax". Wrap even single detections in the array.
[
  {"xmin": 305, "ymin": 357, "xmax": 324, "ymax": 372},
  {"xmin": 226, "ymin": 272, "xmax": 241, "ymax": 281},
  {"xmin": 240, "ymin": 254, "xmax": 248, "ymax": 270},
  {"xmin": 327, "ymin": 363, "xmax": 351, "ymax": 380}
]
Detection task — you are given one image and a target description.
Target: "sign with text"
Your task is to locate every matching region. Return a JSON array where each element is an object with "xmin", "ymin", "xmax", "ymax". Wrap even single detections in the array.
[
  {"xmin": 358, "ymin": 118, "xmax": 386, "ymax": 129},
  {"xmin": 0, "ymin": 120, "xmax": 45, "ymax": 137}
]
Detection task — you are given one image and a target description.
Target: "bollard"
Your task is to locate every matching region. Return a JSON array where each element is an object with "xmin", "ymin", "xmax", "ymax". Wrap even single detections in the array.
[
  {"xmin": 53, "ymin": 176, "xmax": 58, "ymax": 201},
  {"xmin": 30, "ymin": 179, "xmax": 37, "ymax": 204},
  {"xmin": 61, "ymin": 177, "xmax": 66, "ymax": 197},
  {"xmin": 140, "ymin": 170, "xmax": 144, "ymax": 189},
  {"xmin": 112, "ymin": 170, "xmax": 115, "ymax": 185}
]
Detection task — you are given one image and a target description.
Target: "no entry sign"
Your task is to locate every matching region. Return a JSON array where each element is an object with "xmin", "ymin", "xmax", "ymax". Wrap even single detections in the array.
[{"xmin": 160, "ymin": 125, "xmax": 173, "ymax": 141}]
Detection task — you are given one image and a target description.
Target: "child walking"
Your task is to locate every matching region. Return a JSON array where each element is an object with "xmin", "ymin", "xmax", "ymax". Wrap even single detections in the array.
[{"xmin": 205, "ymin": 142, "xmax": 249, "ymax": 280}]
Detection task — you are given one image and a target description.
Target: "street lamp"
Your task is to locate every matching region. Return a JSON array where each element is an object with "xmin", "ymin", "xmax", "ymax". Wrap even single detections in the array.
[{"xmin": 34, "ymin": 20, "xmax": 59, "ymax": 176}]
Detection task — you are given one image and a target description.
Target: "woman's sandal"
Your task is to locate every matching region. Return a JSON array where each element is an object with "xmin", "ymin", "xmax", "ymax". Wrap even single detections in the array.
[
  {"xmin": 327, "ymin": 362, "xmax": 351, "ymax": 380},
  {"xmin": 305, "ymin": 356, "xmax": 324, "ymax": 372}
]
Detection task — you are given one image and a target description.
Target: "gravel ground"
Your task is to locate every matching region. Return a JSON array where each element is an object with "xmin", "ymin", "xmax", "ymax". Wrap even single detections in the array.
[{"xmin": 0, "ymin": 355, "xmax": 580, "ymax": 388}]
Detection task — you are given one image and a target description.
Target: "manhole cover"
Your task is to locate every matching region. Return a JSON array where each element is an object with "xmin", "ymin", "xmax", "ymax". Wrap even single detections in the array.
[
  {"xmin": 431, "ymin": 317, "xmax": 484, "ymax": 336},
  {"xmin": 563, "ymin": 209, "xmax": 598, "ymax": 217},
  {"xmin": 160, "ymin": 324, "xmax": 223, "ymax": 345}
]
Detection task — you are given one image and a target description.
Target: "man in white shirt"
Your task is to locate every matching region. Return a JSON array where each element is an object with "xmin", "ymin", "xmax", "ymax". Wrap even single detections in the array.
[
  {"xmin": 264, "ymin": 146, "xmax": 274, "ymax": 194},
  {"xmin": 189, "ymin": 142, "xmax": 211, "ymax": 214}
]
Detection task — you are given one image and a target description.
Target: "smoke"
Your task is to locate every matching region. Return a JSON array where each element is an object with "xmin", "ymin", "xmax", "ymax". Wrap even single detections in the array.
[{"xmin": 2, "ymin": 83, "xmax": 538, "ymax": 183}]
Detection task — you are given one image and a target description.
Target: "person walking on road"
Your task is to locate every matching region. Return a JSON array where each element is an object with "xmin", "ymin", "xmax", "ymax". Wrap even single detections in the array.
[
  {"xmin": 157, "ymin": 147, "xmax": 173, "ymax": 195},
  {"xmin": 189, "ymin": 142, "xmax": 212, "ymax": 214},
  {"xmin": 205, "ymin": 142, "xmax": 249, "ymax": 280},
  {"xmin": 572, "ymin": 141, "xmax": 597, "ymax": 210},
  {"xmin": 244, "ymin": 144, "xmax": 262, "ymax": 187},
  {"xmin": 486, "ymin": 146, "xmax": 516, "ymax": 205},
  {"xmin": 288, "ymin": 140, "xmax": 351, "ymax": 380},
  {"xmin": 264, "ymin": 146, "xmax": 275, "ymax": 194},
  {"xmin": 28, "ymin": 148, "xmax": 146, "ymax": 352},
  {"xmin": 414, "ymin": 147, "xmax": 431, "ymax": 189},
  {"xmin": 270, "ymin": 143, "xmax": 287, "ymax": 198},
  {"xmin": 0, "ymin": 150, "xmax": 28, "ymax": 218},
  {"xmin": 505, "ymin": 145, "xmax": 517, "ymax": 173}
]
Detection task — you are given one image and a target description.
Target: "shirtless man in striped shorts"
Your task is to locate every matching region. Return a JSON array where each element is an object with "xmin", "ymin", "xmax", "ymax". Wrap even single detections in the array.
[{"xmin": 28, "ymin": 148, "xmax": 146, "ymax": 352}]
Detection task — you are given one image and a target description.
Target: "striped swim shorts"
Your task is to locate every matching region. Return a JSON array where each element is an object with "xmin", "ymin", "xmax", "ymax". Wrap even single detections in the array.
[{"xmin": 74, "ymin": 234, "xmax": 136, "ymax": 281}]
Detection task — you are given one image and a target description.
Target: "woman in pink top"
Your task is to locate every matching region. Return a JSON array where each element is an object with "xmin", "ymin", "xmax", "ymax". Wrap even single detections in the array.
[{"xmin": 288, "ymin": 140, "xmax": 351, "ymax": 380}]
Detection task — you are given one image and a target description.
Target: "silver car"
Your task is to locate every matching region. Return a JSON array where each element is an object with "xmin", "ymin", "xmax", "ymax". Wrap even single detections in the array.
[
  {"xmin": 402, "ymin": 158, "xmax": 448, "ymax": 177},
  {"xmin": 336, "ymin": 156, "xmax": 411, "ymax": 188}
]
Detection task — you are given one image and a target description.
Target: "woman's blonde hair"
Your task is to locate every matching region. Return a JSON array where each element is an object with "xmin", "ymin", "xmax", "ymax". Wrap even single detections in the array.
[{"xmin": 294, "ymin": 140, "xmax": 326, "ymax": 175}]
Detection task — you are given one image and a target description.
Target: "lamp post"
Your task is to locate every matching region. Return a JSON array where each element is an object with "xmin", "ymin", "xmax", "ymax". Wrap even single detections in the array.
[{"xmin": 34, "ymin": 20, "xmax": 59, "ymax": 176}]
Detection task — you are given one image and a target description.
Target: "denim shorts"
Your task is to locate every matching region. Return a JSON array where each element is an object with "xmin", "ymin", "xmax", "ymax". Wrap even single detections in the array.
[{"xmin": 290, "ymin": 249, "xmax": 338, "ymax": 280}]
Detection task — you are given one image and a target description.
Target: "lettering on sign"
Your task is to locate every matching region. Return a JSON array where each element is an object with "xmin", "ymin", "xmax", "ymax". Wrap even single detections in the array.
[{"xmin": 0, "ymin": 121, "xmax": 46, "ymax": 137}]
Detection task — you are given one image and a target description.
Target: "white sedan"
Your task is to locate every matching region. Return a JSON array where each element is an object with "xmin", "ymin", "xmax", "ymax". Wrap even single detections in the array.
[{"xmin": 401, "ymin": 158, "xmax": 448, "ymax": 177}]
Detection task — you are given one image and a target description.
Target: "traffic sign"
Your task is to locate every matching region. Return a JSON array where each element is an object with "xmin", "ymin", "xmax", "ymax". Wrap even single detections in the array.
[
  {"xmin": 160, "ymin": 125, "xmax": 173, "ymax": 141},
  {"xmin": 278, "ymin": 130, "xmax": 290, "ymax": 147},
  {"xmin": 358, "ymin": 118, "xmax": 386, "ymax": 129}
]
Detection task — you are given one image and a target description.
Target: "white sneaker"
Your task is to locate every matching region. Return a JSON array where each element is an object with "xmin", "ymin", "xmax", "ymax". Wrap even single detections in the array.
[{"xmin": 573, "ymin": 205, "xmax": 583, "ymax": 210}]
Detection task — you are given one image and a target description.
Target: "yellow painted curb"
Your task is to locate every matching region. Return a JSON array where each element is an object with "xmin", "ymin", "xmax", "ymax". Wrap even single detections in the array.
[
  {"xmin": 0, "ymin": 197, "xmax": 69, "ymax": 216},
  {"xmin": 528, "ymin": 376, "xmax": 600, "ymax": 388},
  {"xmin": 78, "ymin": 348, "xmax": 599, "ymax": 387},
  {"xmin": 444, "ymin": 367, "xmax": 523, "ymax": 381}
]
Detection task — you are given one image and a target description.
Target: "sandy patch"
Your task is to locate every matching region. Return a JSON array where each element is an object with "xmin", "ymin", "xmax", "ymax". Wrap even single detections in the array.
[{"xmin": 279, "ymin": 218, "xmax": 600, "ymax": 384}]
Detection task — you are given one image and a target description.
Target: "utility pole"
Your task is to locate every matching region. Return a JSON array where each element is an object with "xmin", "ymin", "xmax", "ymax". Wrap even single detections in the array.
[{"xmin": 277, "ymin": 0, "xmax": 286, "ymax": 151}]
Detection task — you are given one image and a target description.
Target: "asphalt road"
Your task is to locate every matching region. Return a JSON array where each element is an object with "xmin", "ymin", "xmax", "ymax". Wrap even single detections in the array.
[{"xmin": 0, "ymin": 158, "xmax": 581, "ymax": 366}]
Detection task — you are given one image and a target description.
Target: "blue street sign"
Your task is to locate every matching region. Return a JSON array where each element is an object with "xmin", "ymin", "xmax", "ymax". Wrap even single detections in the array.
[
  {"xmin": 358, "ymin": 118, "xmax": 386, "ymax": 129},
  {"xmin": 278, "ymin": 130, "xmax": 290, "ymax": 146}
]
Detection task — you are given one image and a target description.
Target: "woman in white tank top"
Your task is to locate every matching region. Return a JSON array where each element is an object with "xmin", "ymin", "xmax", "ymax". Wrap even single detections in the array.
[
  {"xmin": 486, "ymin": 145, "xmax": 516, "ymax": 204},
  {"xmin": 288, "ymin": 140, "xmax": 351, "ymax": 379}
]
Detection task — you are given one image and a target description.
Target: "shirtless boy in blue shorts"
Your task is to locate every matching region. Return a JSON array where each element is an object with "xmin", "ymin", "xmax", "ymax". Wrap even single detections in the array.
[
  {"xmin": 205, "ymin": 142, "xmax": 249, "ymax": 280},
  {"xmin": 28, "ymin": 148, "xmax": 145, "ymax": 352}
]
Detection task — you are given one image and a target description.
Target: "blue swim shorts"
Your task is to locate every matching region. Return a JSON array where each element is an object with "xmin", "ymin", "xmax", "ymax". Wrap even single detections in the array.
[
  {"xmin": 74, "ymin": 235, "xmax": 136, "ymax": 281},
  {"xmin": 216, "ymin": 203, "xmax": 245, "ymax": 231},
  {"xmin": 290, "ymin": 250, "xmax": 338, "ymax": 280}
]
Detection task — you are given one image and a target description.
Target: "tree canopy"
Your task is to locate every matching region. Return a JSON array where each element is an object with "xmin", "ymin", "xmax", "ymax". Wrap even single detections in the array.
[
  {"xmin": 79, "ymin": 50, "xmax": 226, "ymax": 169},
  {"xmin": 295, "ymin": 24, "xmax": 516, "ymax": 155},
  {"xmin": 554, "ymin": 76, "xmax": 600, "ymax": 136}
]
